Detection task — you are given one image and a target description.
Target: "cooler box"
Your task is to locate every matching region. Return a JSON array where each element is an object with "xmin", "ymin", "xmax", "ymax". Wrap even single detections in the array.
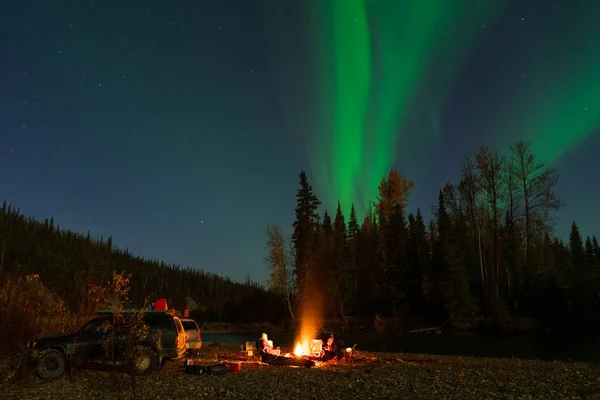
[{"xmin": 154, "ymin": 298, "xmax": 168, "ymax": 310}]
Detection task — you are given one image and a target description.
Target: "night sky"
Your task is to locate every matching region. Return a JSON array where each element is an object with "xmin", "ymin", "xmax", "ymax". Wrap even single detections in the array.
[{"xmin": 2, "ymin": 1, "xmax": 599, "ymax": 284}]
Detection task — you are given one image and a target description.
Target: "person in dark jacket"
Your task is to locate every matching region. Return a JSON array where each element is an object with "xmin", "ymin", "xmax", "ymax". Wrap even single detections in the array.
[{"xmin": 321, "ymin": 334, "xmax": 342, "ymax": 361}]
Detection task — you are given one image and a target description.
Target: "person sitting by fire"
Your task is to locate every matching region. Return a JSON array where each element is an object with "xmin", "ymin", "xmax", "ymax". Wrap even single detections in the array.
[
  {"xmin": 321, "ymin": 334, "xmax": 341, "ymax": 362},
  {"xmin": 260, "ymin": 332, "xmax": 281, "ymax": 356}
]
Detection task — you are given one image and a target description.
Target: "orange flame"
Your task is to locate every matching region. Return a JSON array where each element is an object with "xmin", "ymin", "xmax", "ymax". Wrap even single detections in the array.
[
  {"xmin": 293, "ymin": 342, "xmax": 305, "ymax": 356},
  {"xmin": 294, "ymin": 265, "xmax": 324, "ymax": 358},
  {"xmin": 294, "ymin": 319, "xmax": 318, "ymax": 357},
  {"xmin": 293, "ymin": 339, "xmax": 322, "ymax": 357}
]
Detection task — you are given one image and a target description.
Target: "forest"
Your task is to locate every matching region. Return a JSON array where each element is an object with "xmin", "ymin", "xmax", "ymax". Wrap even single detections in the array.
[
  {"xmin": 266, "ymin": 140, "xmax": 600, "ymax": 335},
  {"xmin": 1, "ymin": 139, "xmax": 599, "ymax": 350},
  {"xmin": 0, "ymin": 202, "xmax": 286, "ymax": 336}
]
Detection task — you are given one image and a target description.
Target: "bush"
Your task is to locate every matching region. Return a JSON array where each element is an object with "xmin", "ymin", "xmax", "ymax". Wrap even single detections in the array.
[{"xmin": 0, "ymin": 274, "xmax": 79, "ymax": 354}]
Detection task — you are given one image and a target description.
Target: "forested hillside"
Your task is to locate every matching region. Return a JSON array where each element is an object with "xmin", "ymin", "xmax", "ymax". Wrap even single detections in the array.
[
  {"xmin": 0, "ymin": 202, "xmax": 285, "ymax": 324},
  {"xmin": 268, "ymin": 140, "xmax": 600, "ymax": 334}
]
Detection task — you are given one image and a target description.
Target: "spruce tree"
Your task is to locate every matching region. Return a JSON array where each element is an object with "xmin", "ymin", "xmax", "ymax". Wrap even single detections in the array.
[
  {"xmin": 332, "ymin": 202, "xmax": 349, "ymax": 316},
  {"xmin": 375, "ymin": 170, "xmax": 413, "ymax": 319},
  {"xmin": 291, "ymin": 170, "xmax": 321, "ymax": 313},
  {"xmin": 569, "ymin": 223, "xmax": 597, "ymax": 324},
  {"xmin": 347, "ymin": 204, "xmax": 360, "ymax": 241},
  {"xmin": 585, "ymin": 236, "xmax": 596, "ymax": 269},
  {"xmin": 569, "ymin": 221, "xmax": 585, "ymax": 270},
  {"xmin": 407, "ymin": 209, "xmax": 429, "ymax": 313},
  {"xmin": 320, "ymin": 210, "xmax": 335, "ymax": 316},
  {"xmin": 322, "ymin": 211, "xmax": 333, "ymax": 235},
  {"xmin": 593, "ymin": 235, "xmax": 600, "ymax": 268},
  {"xmin": 345, "ymin": 204, "xmax": 360, "ymax": 315},
  {"xmin": 436, "ymin": 191, "xmax": 477, "ymax": 323},
  {"xmin": 356, "ymin": 204, "xmax": 378, "ymax": 316}
]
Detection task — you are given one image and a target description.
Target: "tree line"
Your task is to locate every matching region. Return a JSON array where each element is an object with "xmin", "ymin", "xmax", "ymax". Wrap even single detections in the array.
[
  {"xmin": 0, "ymin": 202, "xmax": 286, "ymax": 325},
  {"xmin": 266, "ymin": 140, "xmax": 600, "ymax": 334}
]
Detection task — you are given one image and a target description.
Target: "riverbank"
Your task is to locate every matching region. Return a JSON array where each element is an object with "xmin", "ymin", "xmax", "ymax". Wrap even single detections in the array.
[
  {"xmin": 200, "ymin": 321, "xmax": 289, "ymax": 334},
  {"xmin": 200, "ymin": 330, "xmax": 600, "ymax": 364},
  {"xmin": 197, "ymin": 315, "xmax": 547, "ymax": 336},
  {"xmin": 3, "ymin": 345, "xmax": 599, "ymax": 399}
]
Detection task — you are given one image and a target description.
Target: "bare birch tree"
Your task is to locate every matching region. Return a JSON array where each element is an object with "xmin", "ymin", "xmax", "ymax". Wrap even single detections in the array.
[
  {"xmin": 265, "ymin": 223, "xmax": 295, "ymax": 320},
  {"xmin": 459, "ymin": 157, "xmax": 486, "ymax": 308},
  {"xmin": 476, "ymin": 146, "xmax": 505, "ymax": 298},
  {"xmin": 509, "ymin": 140, "xmax": 561, "ymax": 265}
]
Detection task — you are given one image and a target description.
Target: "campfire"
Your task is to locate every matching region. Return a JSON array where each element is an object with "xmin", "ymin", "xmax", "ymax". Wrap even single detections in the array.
[
  {"xmin": 293, "ymin": 339, "xmax": 322, "ymax": 357},
  {"xmin": 282, "ymin": 283, "xmax": 351, "ymax": 364},
  {"xmin": 292, "ymin": 314, "xmax": 321, "ymax": 358},
  {"xmin": 291, "ymin": 319, "xmax": 348, "ymax": 363}
]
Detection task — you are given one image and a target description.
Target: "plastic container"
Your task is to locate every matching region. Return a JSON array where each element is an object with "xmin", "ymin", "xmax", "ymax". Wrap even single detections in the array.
[
  {"xmin": 228, "ymin": 362, "xmax": 241, "ymax": 372},
  {"xmin": 154, "ymin": 298, "xmax": 168, "ymax": 310}
]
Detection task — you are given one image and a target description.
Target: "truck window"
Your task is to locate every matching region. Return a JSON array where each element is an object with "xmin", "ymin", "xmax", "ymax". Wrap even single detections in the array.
[
  {"xmin": 174, "ymin": 318, "xmax": 184, "ymax": 334},
  {"xmin": 181, "ymin": 321, "xmax": 198, "ymax": 331},
  {"xmin": 143, "ymin": 314, "xmax": 173, "ymax": 330}
]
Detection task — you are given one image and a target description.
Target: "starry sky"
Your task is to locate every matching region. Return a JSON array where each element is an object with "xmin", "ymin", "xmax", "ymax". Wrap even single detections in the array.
[{"xmin": 1, "ymin": 0, "xmax": 599, "ymax": 284}]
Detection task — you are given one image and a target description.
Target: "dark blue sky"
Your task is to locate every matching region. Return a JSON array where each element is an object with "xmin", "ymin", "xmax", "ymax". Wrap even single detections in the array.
[{"xmin": 1, "ymin": 0, "xmax": 598, "ymax": 284}]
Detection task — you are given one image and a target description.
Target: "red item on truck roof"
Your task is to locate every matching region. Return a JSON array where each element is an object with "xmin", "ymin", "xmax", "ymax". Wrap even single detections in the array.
[{"xmin": 154, "ymin": 298, "xmax": 168, "ymax": 310}]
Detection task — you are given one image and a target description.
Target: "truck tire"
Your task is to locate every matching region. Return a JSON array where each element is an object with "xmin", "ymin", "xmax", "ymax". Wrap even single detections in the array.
[
  {"xmin": 132, "ymin": 346, "xmax": 158, "ymax": 375},
  {"xmin": 36, "ymin": 349, "xmax": 66, "ymax": 380}
]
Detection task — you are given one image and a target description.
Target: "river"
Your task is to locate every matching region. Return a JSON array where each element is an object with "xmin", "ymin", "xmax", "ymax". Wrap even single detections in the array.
[{"xmin": 201, "ymin": 332, "xmax": 600, "ymax": 363}]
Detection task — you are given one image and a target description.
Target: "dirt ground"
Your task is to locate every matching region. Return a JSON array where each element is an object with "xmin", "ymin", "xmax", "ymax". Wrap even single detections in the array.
[{"xmin": 1, "ymin": 344, "xmax": 599, "ymax": 399}]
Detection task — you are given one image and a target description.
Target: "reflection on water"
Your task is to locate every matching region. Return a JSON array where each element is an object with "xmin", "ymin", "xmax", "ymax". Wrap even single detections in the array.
[{"xmin": 201, "ymin": 332, "xmax": 600, "ymax": 363}]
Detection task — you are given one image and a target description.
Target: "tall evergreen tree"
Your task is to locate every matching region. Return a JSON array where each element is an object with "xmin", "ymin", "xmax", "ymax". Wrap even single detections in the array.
[
  {"xmin": 568, "ymin": 223, "xmax": 597, "ymax": 325},
  {"xmin": 584, "ymin": 236, "xmax": 596, "ymax": 270},
  {"xmin": 569, "ymin": 221, "xmax": 585, "ymax": 270},
  {"xmin": 356, "ymin": 204, "xmax": 378, "ymax": 316},
  {"xmin": 593, "ymin": 235, "xmax": 600, "ymax": 268},
  {"xmin": 291, "ymin": 170, "xmax": 321, "ymax": 313},
  {"xmin": 428, "ymin": 219, "xmax": 444, "ymax": 317},
  {"xmin": 436, "ymin": 191, "xmax": 477, "ymax": 323},
  {"xmin": 345, "ymin": 204, "xmax": 360, "ymax": 315},
  {"xmin": 347, "ymin": 204, "xmax": 360, "ymax": 241},
  {"xmin": 320, "ymin": 210, "xmax": 335, "ymax": 316},
  {"xmin": 332, "ymin": 202, "xmax": 349, "ymax": 317},
  {"xmin": 375, "ymin": 170, "xmax": 413, "ymax": 319},
  {"xmin": 406, "ymin": 209, "xmax": 429, "ymax": 313}
]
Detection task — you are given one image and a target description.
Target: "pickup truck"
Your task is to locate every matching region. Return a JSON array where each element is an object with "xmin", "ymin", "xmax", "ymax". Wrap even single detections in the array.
[{"xmin": 28, "ymin": 310, "xmax": 187, "ymax": 379}]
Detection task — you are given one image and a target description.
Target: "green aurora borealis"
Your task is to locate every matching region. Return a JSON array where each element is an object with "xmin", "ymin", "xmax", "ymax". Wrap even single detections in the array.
[
  {"xmin": 3, "ymin": 0, "xmax": 600, "ymax": 286},
  {"xmin": 486, "ymin": 4, "xmax": 600, "ymax": 165},
  {"xmin": 309, "ymin": 0, "xmax": 600, "ymax": 217}
]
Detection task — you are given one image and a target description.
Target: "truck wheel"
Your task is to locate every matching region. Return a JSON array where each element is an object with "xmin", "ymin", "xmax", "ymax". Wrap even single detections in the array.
[
  {"xmin": 132, "ymin": 346, "xmax": 158, "ymax": 375},
  {"xmin": 36, "ymin": 349, "xmax": 66, "ymax": 380}
]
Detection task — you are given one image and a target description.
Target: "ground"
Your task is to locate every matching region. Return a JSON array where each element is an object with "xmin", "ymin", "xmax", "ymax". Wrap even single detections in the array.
[{"xmin": 1, "ymin": 344, "xmax": 599, "ymax": 399}]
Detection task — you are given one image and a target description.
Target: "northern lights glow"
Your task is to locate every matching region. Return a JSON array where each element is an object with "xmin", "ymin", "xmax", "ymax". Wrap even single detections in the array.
[
  {"xmin": 311, "ymin": 0, "xmax": 506, "ymax": 216},
  {"xmin": 3, "ymin": 0, "xmax": 600, "ymax": 287},
  {"xmin": 487, "ymin": 5, "xmax": 600, "ymax": 164},
  {"xmin": 330, "ymin": 0, "xmax": 370, "ymax": 218}
]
